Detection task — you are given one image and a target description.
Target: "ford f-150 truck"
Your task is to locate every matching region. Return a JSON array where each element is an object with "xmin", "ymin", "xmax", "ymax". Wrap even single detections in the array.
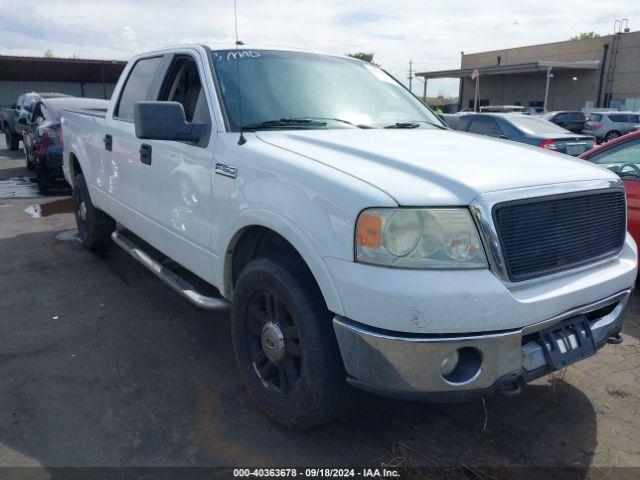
[{"xmin": 62, "ymin": 45, "xmax": 637, "ymax": 429}]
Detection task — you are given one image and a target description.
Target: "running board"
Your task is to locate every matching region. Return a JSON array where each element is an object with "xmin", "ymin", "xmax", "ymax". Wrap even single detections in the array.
[{"xmin": 111, "ymin": 231, "xmax": 230, "ymax": 311}]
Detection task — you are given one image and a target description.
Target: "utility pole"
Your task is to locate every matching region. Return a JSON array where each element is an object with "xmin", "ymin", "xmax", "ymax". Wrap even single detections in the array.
[
  {"xmin": 422, "ymin": 77, "xmax": 427, "ymax": 103},
  {"xmin": 407, "ymin": 60, "xmax": 413, "ymax": 92}
]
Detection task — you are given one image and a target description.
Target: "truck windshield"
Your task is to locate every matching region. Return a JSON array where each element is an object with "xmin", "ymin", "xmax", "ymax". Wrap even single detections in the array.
[{"xmin": 211, "ymin": 50, "xmax": 444, "ymax": 131}]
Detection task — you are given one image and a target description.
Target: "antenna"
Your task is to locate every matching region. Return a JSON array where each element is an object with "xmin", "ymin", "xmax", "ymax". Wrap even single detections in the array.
[{"xmin": 234, "ymin": 0, "xmax": 246, "ymax": 145}]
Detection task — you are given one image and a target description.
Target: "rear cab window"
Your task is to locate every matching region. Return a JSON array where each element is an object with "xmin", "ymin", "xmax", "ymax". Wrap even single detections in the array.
[
  {"xmin": 115, "ymin": 56, "xmax": 164, "ymax": 121},
  {"xmin": 467, "ymin": 116, "xmax": 503, "ymax": 137}
]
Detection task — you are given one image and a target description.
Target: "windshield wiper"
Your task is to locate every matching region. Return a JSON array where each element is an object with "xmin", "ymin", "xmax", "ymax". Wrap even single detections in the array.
[
  {"xmin": 384, "ymin": 120, "xmax": 447, "ymax": 130},
  {"xmin": 297, "ymin": 117, "xmax": 373, "ymax": 129},
  {"xmin": 241, "ymin": 118, "xmax": 328, "ymax": 131},
  {"xmin": 242, "ymin": 117, "xmax": 373, "ymax": 131}
]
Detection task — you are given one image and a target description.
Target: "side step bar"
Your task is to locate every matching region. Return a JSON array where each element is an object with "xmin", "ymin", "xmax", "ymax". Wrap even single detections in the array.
[{"xmin": 111, "ymin": 231, "xmax": 230, "ymax": 311}]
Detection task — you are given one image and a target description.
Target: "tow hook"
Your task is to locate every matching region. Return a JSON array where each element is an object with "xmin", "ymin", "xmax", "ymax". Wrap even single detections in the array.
[
  {"xmin": 607, "ymin": 334, "xmax": 623, "ymax": 345},
  {"xmin": 497, "ymin": 382, "xmax": 522, "ymax": 397}
]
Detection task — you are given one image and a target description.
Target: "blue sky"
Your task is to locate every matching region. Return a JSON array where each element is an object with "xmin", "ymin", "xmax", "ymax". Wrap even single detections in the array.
[{"xmin": 1, "ymin": 0, "xmax": 638, "ymax": 97}]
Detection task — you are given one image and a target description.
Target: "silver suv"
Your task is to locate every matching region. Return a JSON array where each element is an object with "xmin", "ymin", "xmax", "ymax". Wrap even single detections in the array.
[{"xmin": 584, "ymin": 111, "xmax": 640, "ymax": 142}]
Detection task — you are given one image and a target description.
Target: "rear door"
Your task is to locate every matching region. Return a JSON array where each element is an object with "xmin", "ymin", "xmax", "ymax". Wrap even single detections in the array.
[{"xmin": 104, "ymin": 55, "xmax": 166, "ymax": 223}]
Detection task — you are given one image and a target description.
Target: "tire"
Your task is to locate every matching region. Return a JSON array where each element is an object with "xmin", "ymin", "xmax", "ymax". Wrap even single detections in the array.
[
  {"xmin": 4, "ymin": 126, "xmax": 19, "ymax": 151},
  {"xmin": 72, "ymin": 173, "xmax": 115, "ymax": 252},
  {"xmin": 604, "ymin": 131, "xmax": 621, "ymax": 142},
  {"xmin": 35, "ymin": 167, "xmax": 55, "ymax": 193},
  {"xmin": 25, "ymin": 146, "xmax": 35, "ymax": 171},
  {"xmin": 231, "ymin": 255, "xmax": 355, "ymax": 429}
]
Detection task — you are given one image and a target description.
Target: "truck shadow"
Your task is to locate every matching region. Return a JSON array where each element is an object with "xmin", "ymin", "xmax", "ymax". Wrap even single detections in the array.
[{"xmin": 0, "ymin": 229, "xmax": 606, "ymax": 477}]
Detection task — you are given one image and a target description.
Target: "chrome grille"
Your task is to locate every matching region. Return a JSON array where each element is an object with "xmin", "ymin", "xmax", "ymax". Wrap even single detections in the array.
[{"xmin": 493, "ymin": 190, "xmax": 626, "ymax": 281}]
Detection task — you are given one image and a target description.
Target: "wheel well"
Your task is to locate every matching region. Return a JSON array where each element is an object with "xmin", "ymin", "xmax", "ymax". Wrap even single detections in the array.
[
  {"xmin": 226, "ymin": 226, "xmax": 317, "ymax": 298},
  {"xmin": 69, "ymin": 153, "xmax": 82, "ymax": 180}
]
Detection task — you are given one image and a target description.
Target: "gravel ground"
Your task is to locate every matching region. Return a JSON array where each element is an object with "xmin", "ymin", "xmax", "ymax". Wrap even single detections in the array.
[{"xmin": 0, "ymin": 137, "xmax": 638, "ymax": 479}]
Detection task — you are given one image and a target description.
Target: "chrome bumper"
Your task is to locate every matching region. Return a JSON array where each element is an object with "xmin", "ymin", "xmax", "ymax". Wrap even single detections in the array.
[{"xmin": 333, "ymin": 289, "xmax": 630, "ymax": 400}]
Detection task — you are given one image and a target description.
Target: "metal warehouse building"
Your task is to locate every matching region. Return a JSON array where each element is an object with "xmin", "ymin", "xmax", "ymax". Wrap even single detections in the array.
[
  {"xmin": 417, "ymin": 27, "xmax": 640, "ymax": 112},
  {"xmin": 0, "ymin": 55, "xmax": 126, "ymax": 107}
]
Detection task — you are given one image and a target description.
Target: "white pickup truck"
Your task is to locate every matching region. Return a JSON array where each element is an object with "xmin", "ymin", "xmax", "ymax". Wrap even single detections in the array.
[{"xmin": 62, "ymin": 45, "xmax": 637, "ymax": 429}]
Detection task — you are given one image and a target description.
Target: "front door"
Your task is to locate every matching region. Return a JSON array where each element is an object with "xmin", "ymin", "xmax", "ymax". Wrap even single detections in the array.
[
  {"xmin": 139, "ymin": 52, "xmax": 216, "ymax": 282},
  {"xmin": 588, "ymin": 138, "xmax": 640, "ymax": 244}
]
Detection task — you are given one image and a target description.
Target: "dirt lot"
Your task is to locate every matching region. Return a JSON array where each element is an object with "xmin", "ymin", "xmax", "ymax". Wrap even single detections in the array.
[{"xmin": 0, "ymin": 137, "xmax": 639, "ymax": 479}]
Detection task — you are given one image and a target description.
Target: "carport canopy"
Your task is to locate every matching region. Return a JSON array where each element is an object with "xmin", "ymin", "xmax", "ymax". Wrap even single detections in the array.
[
  {"xmin": 415, "ymin": 60, "xmax": 601, "ymax": 79},
  {"xmin": 0, "ymin": 55, "xmax": 126, "ymax": 83},
  {"xmin": 416, "ymin": 60, "xmax": 601, "ymax": 112}
]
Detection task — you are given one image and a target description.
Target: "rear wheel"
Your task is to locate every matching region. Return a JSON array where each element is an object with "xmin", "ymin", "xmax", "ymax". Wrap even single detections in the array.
[
  {"xmin": 4, "ymin": 127, "xmax": 19, "ymax": 151},
  {"xmin": 604, "ymin": 130, "xmax": 621, "ymax": 142},
  {"xmin": 73, "ymin": 173, "xmax": 115, "ymax": 252},
  {"xmin": 231, "ymin": 255, "xmax": 355, "ymax": 429}
]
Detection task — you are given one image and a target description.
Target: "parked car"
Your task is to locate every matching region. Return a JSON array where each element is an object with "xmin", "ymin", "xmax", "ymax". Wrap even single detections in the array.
[
  {"xmin": 542, "ymin": 111, "xmax": 586, "ymax": 133},
  {"xmin": 457, "ymin": 113, "xmax": 594, "ymax": 155},
  {"xmin": 580, "ymin": 130, "xmax": 640, "ymax": 249},
  {"xmin": 62, "ymin": 45, "xmax": 636, "ymax": 429},
  {"xmin": 584, "ymin": 111, "xmax": 640, "ymax": 142},
  {"xmin": 0, "ymin": 92, "xmax": 70, "ymax": 151},
  {"xmin": 22, "ymin": 97, "xmax": 108, "ymax": 192}
]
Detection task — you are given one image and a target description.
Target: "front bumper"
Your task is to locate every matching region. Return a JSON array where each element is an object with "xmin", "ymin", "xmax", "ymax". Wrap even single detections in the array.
[{"xmin": 334, "ymin": 289, "xmax": 629, "ymax": 400}]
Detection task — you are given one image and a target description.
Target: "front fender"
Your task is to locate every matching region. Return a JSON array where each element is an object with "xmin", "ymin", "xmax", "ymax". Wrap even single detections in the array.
[{"xmin": 219, "ymin": 209, "xmax": 345, "ymax": 316}]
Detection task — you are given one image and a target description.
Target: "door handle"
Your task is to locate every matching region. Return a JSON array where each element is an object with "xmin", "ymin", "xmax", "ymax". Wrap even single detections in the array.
[
  {"xmin": 103, "ymin": 134, "xmax": 112, "ymax": 151},
  {"xmin": 139, "ymin": 143, "xmax": 152, "ymax": 165}
]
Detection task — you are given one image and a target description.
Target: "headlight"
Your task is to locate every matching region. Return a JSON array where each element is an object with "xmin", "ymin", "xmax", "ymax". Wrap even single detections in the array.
[{"xmin": 355, "ymin": 208, "xmax": 487, "ymax": 269}]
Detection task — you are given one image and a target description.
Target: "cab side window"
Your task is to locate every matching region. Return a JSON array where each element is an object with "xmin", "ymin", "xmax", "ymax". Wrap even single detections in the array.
[
  {"xmin": 158, "ymin": 56, "xmax": 211, "ymax": 125},
  {"xmin": 157, "ymin": 55, "xmax": 211, "ymax": 145},
  {"xmin": 116, "ymin": 56, "xmax": 163, "ymax": 121}
]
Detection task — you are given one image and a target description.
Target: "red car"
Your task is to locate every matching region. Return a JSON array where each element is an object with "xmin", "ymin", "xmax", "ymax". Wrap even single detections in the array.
[{"xmin": 580, "ymin": 130, "xmax": 640, "ymax": 245}]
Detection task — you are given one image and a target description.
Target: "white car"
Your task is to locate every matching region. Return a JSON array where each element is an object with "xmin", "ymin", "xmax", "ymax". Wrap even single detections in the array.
[{"xmin": 62, "ymin": 45, "xmax": 637, "ymax": 429}]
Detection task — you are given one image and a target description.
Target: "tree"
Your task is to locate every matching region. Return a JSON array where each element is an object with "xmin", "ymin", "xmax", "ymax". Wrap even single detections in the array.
[
  {"xmin": 44, "ymin": 49, "xmax": 55, "ymax": 58},
  {"xmin": 570, "ymin": 32, "xmax": 600, "ymax": 41},
  {"xmin": 346, "ymin": 52, "xmax": 380, "ymax": 66}
]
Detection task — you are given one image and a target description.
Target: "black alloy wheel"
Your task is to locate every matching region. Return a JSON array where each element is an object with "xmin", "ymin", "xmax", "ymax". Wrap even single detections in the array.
[{"xmin": 245, "ymin": 288, "xmax": 301, "ymax": 396}]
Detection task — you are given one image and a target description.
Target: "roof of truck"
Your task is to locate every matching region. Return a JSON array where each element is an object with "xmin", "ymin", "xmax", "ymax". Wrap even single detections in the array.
[{"xmin": 133, "ymin": 44, "xmax": 361, "ymax": 63}]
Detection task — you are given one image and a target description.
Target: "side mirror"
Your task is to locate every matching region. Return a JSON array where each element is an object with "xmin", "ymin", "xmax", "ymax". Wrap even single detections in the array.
[
  {"xmin": 17, "ymin": 117, "xmax": 27, "ymax": 125},
  {"xmin": 134, "ymin": 101, "xmax": 206, "ymax": 143},
  {"xmin": 498, "ymin": 134, "xmax": 509, "ymax": 140}
]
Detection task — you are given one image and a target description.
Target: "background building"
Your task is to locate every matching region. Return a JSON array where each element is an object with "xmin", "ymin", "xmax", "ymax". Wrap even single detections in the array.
[
  {"xmin": 0, "ymin": 55, "xmax": 126, "ymax": 107},
  {"xmin": 417, "ymin": 28, "xmax": 640, "ymax": 112}
]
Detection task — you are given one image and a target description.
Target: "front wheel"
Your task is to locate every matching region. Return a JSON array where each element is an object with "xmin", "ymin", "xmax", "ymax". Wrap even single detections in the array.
[
  {"xmin": 231, "ymin": 255, "xmax": 355, "ymax": 429},
  {"xmin": 73, "ymin": 173, "xmax": 115, "ymax": 252},
  {"xmin": 25, "ymin": 146, "xmax": 35, "ymax": 170}
]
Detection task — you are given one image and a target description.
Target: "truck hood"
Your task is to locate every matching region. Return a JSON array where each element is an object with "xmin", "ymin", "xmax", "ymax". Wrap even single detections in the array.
[{"xmin": 255, "ymin": 129, "xmax": 616, "ymax": 205}]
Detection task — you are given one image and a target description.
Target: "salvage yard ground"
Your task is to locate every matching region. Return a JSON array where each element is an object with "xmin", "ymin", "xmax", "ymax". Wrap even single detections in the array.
[{"xmin": 0, "ymin": 137, "xmax": 639, "ymax": 478}]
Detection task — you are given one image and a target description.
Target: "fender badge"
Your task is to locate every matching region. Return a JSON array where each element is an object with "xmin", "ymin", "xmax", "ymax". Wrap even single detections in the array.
[{"xmin": 215, "ymin": 163, "xmax": 238, "ymax": 179}]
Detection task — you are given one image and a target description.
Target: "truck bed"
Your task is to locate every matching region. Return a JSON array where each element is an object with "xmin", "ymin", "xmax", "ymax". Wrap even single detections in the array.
[{"xmin": 63, "ymin": 108, "xmax": 107, "ymax": 119}]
